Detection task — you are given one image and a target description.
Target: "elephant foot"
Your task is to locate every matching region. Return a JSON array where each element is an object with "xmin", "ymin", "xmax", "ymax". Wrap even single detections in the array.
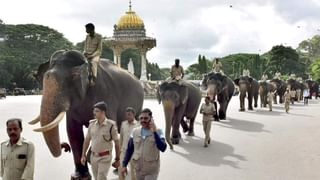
[
  {"xmin": 182, "ymin": 127, "xmax": 189, "ymax": 133},
  {"xmin": 71, "ymin": 172, "xmax": 91, "ymax": 180},
  {"xmin": 187, "ymin": 131, "xmax": 194, "ymax": 136},
  {"xmin": 171, "ymin": 137, "xmax": 180, "ymax": 144},
  {"xmin": 254, "ymin": 104, "xmax": 257, "ymax": 108},
  {"xmin": 214, "ymin": 118, "xmax": 220, "ymax": 121},
  {"xmin": 248, "ymin": 107, "xmax": 253, "ymax": 110},
  {"xmin": 239, "ymin": 108, "xmax": 245, "ymax": 112}
]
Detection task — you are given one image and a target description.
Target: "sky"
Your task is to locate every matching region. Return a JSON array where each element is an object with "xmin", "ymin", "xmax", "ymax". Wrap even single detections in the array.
[{"xmin": 1, "ymin": 0, "xmax": 320, "ymax": 68}]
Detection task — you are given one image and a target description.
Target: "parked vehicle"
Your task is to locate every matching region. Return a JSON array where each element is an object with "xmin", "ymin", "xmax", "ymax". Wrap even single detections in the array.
[
  {"xmin": 13, "ymin": 88, "xmax": 26, "ymax": 95},
  {"xmin": 0, "ymin": 88, "xmax": 6, "ymax": 98}
]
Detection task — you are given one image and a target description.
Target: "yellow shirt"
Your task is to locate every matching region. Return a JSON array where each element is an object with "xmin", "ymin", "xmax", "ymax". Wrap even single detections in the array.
[
  {"xmin": 120, "ymin": 120, "xmax": 139, "ymax": 153},
  {"xmin": 171, "ymin": 65, "xmax": 184, "ymax": 78},
  {"xmin": 88, "ymin": 118, "xmax": 119, "ymax": 153},
  {"xmin": 200, "ymin": 103, "xmax": 216, "ymax": 121},
  {"xmin": 1, "ymin": 137, "xmax": 35, "ymax": 180},
  {"xmin": 84, "ymin": 33, "xmax": 102, "ymax": 57}
]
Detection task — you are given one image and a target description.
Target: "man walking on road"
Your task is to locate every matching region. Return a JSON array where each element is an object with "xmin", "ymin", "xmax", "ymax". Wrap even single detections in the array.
[
  {"xmin": 118, "ymin": 107, "xmax": 139, "ymax": 180},
  {"xmin": 81, "ymin": 102, "xmax": 120, "ymax": 180},
  {"xmin": 121, "ymin": 108, "xmax": 167, "ymax": 180}
]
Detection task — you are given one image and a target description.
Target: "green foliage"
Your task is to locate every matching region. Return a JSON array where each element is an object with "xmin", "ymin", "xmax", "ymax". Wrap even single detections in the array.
[
  {"xmin": 186, "ymin": 54, "xmax": 211, "ymax": 79},
  {"xmin": 311, "ymin": 57, "xmax": 320, "ymax": 81},
  {"xmin": 221, "ymin": 53, "xmax": 265, "ymax": 80},
  {"xmin": 297, "ymin": 35, "xmax": 320, "ymax": 60},
  {"xmin": 0, "ymin": 24, "xmax": 74, "ymax": 89},
  {"xmin": 267, "ymin": 45, "xmax": 307, "ymax": 77}
]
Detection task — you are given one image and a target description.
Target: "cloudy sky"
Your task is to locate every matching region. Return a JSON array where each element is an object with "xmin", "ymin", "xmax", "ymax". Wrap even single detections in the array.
[{"xmin": 1, "ymin": 0, "xmax": 320, "ymax": 68}]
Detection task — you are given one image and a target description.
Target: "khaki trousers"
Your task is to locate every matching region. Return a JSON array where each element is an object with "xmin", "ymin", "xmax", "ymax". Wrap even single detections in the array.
[
  {"xmin": 119, "ymin": 151, "xmax": 136, "ymax": 180},
  {"xmin": 88, "ymin": 56, "xmax": 100, "ymax": 78},
  {"xmin": 268, "ymin": 100, "xmax": 272, "ymax": 111},
  {"xmin": 91, "ymin": 154, "xmax": 112, "ymax": 180},
  {"xmin": 202, "ymin": 120, "xmax": 212, "ymax": 145},
  {"xmin": 285, "ymin": 101, "xmax": 290, "ymax": 113}
]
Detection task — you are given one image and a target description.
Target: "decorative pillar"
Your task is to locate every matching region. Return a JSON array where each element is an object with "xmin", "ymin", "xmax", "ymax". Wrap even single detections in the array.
[
  {"xmin": 140, "ymin": 49, "xmax": 147, "ymax": 81},
  {"xmin": 113, "ymin": 48, "xmax": 122, "ymax": 67}
]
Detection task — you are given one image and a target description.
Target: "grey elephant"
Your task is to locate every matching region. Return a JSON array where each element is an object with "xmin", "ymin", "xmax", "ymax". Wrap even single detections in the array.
[
  {"xmin": 201, "ymin": 72, "xmax": 235, "ymax": 120},
  {"xmin": 269, "ymin": 78, "xmax": 287, "ymax": 104},
  {"xmin": 156, "ymin": 80, "xmax": 202, "ymax": 149},
  {"xmin": 258, "ymin": 81, "xmax": 275, "ymax": 107},
  {"xmin": 30, "ymin": 50, "xmax": 144, "ymax": 179},
  {"xmin": 234, "ymin": 75, "xmax": 259, "ymax": 111}
]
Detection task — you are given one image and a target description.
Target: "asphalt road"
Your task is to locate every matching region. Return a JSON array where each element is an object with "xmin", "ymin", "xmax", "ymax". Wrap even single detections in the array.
[{"xmin": 0, "ymin": 95, "xmax": 320, "ymax": 180}]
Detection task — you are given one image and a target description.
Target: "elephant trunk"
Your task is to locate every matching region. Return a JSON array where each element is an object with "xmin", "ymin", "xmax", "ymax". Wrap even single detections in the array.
[
  {"xmin": 38, "ymin": 72, "xmax": 69, "ymax": 157},
  {"xmin": 163, "ymin": 100, "xmax": 174, "ymax": 150},
  {"xmin": 207, "ymin": 84, "xmax": 217, "ymax": 101}
]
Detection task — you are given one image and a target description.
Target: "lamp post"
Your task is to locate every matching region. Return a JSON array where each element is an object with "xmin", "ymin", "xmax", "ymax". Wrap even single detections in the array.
[{"xmin": 148, "ymin": 73, "xmax": 151, "ymax": 81}]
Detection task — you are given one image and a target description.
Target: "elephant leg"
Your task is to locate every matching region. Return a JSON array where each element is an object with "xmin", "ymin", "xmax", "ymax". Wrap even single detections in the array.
[
  {"xmin": 248, "ymin": 93, "xmax": 253, "ymax": 110},
  {"xmin": 67, "ymin": 119, "xmax": 90, "ymax": 179},
  {"xmin": 213, "ymin": 101, "xmax": 219, "ymax": 121},
  {"xmin": 254, "ymin": 95, "xmax": 258, "ymax": 108},
  {"xmin": 171, "ymin": 116, "xmax": 181, "ymax": 145},
  {"xmin": 239, "ymin": 95, "xmax": 245, "ymax": 111},
  {"xmin": 187, "ymin": 117, "xmax": 195, "ymax": 136},
  {"xmin": 180, "ymin": 118, "xmax": 189, "ymax": 133}
]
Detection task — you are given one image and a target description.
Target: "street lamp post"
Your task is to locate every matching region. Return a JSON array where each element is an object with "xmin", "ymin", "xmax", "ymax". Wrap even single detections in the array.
[{"xmin": 148, "ymin": 73, "xmax": 151, "ymax": 81}]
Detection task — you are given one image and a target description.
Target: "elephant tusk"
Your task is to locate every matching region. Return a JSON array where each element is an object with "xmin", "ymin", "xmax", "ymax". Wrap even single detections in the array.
[
  {"xmin": 28, "ymin": 115, "xmax": 40, "ymax": 125},
  {"xmin": 33, "ymin": 111, "xmax": 66, "ymax": 132}
]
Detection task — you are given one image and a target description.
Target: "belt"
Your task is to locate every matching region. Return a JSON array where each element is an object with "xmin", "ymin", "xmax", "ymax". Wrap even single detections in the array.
[{"xmin": 92, "ymin": 150, "xmax": 110, "ymax": 157}]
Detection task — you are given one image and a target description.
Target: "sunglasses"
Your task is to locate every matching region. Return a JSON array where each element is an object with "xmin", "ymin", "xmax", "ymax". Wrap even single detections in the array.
[{"xmin": 139, "ymin": 117, "xmax": 149, "ymax": 120}]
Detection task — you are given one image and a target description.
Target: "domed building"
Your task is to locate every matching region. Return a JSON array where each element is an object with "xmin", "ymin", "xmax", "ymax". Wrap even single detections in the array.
[{"xmin": 106, "ymin": 1, "xmax": 156, "ymax": 81}]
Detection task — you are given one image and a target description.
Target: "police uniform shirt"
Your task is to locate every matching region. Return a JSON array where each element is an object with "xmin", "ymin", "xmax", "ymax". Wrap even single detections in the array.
[
  {"xmin": 1, "ymin": 137, "xmax": 35, "ymax": 180},
  {"xmin": 84, "ymin": 33, "xmax": 102, "ymax": 57},
  {"xmin": 171, "ymin": 65, "xmax": 184, "ymax": 78},
  {"xmin": 120, "ymin": 120, "xmax": 139, "ymax": 153},
  {"xmin": 200, "ymin": 103, "xmax": 216, "ymax": 121},
  {"xmin": 88, "ymin": 118, "xmax": 119, "ymax": 154}
]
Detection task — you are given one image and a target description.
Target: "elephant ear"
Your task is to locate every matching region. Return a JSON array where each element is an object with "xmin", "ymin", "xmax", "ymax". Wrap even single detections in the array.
[
  {"xmin": 234, "ymin": 78, "xmax": 240, "ymax": 86},
  {"xmin": 34, "ymin": 60, "xmax": 50, "ymax": 87},
  {"xmin": 71, "ymin": 63, "xmax": 89, "ymax": 99},
  {"xmin": 179, "ymin": 85, "xmax": 189, "ymax": 104}
]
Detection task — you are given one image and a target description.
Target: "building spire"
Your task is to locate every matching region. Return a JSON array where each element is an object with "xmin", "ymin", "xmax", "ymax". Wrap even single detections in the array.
[{"xmin": 129, "ymin": 0, "xmax": 132, "ymax": 11}]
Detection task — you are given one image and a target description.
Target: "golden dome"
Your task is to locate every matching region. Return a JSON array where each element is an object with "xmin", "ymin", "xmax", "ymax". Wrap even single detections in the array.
[{"xmin": 117, "ymin": 6, "xmax": 144, "ymax": 30}]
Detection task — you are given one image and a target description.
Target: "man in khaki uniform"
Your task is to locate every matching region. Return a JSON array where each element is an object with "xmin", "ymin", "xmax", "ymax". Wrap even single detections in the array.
[
  {"xmin": 84, "ymin": 23, "xmax": 102, "ymax": 86},
  {"xmin": 284, "ymin": 89, "xmax": 291, "ymax": 113},
  {"xmin": 81, "ymin": 102, "xmax": 120, "ymax": 180},
  {"xmin": 118, "ymin": 107, "xmax": 139, "ymax": 180},
  {"xmin": 1, "ymin": 118, "xmax": 35, "ymax": 180},
  {"xmin": 170, "ymin": 59, "xmax": 184, "ymax": 81},
  {"xmin": 200, "ymin": 96, "xmax": 216, "ymax": 147},
  {"xmin": 121, "ymin": 108, "xmax": 167, "ymax": 180}
]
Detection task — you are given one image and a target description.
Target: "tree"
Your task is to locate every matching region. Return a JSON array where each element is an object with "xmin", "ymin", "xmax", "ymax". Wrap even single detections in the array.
[
  {"xmin": 310, "ymin": 57, "xmax": 320, "ymax": 81},
  {"xmin": 0, "ymin": 24, "xmax": 74, "ymax": 89},
  {"xmin": 297, "ymin": 35, "xmax": 320, "ymax": 60},
  {"xmin": 267, "ymin": 45, "xmax": 305, "ymax": 77}
]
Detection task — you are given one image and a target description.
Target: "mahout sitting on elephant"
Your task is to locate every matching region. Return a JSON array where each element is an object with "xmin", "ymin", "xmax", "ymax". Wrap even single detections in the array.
[
  {"xmin": 156, "ymin": 80, "xmax": 201, "ymax": 149},
  {"xmin": 234, "ymin": 75, "xmax": 259, "ymax": 111},
  {"xmin": 30, "ymin": 50, "xmax": 144, "ymax": 179},
  {"xmin": 201, "ymin": 72, "xmax": 235, "ymax": 120}
]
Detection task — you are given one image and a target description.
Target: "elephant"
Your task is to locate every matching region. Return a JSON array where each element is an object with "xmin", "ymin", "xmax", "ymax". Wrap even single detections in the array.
[
  {"xmin": 258, "ymin": 81, "xmax": 275, "ymax": 107},
  {"xmin": 30, "ymin": 50, "xmax": 144, "ymax": 179},
  {"xmin": 234, "ymin": 75, "xmax": 259, "ymax": 111},
  {"xmin": 201, "ymin": 72, "xmax": 235, "ymax": 120},
  {"xmin": 269, "ymin": 79, "xmax": 287, "ymax": 104},
  {"xmin": 156, "ymin": 80, "xmax": 202, "ymax": 150},
  {"xmin": 287, "ymin": 78, "xmax": 305, "ymax": 101},
  {"xmin": 305, "ymin": 79, "xmax": 319, "ymax": 99}
]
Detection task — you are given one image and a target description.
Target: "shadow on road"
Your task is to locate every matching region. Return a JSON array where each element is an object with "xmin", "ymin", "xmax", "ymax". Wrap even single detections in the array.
[
  {"xmin": 216, "ymin": 117, "xmax": 270, "ymax": 133},
  {"xmin": 251, "ymin": 109, "xmax": 283, "ymax": 116},
  {"xmin": 173, "ymin": 136, "xmax": 246, "ymax": 168}
]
